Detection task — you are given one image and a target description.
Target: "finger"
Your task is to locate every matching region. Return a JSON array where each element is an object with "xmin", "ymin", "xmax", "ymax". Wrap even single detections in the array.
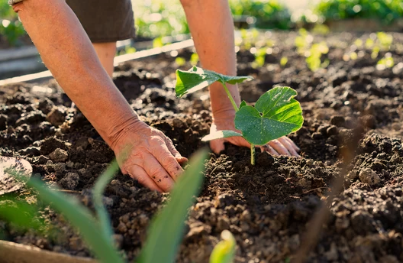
[
  {"xmin": 153, "ymin": 140, "xmax": 184, "ymax": 181},
  {"xmin": 268, "ymin": 139, "xmax": 291, "ymax": 156},
  {"xmin": 210, "ymin": 138, "xmax": 225, "ymax": 154},
  {"xmin": 278, "ymin": 137, "xmax": 300, "ymax": 157},
  {"xmin": 128, "ymin": 165, "xmax": 163, "ymax": 192},
  {"xmin": 143, "ymin": 154, "xmax": 175, "ymax": 192},
  {"xmin": 260, "ymin": 145, "xmax": 280, "ymax": 156},
  {"xmin": 284, "ymin": 136, "xmax": 300, "ymax": 152},
  {"xmin": 164, "ymin": 137, "xmax": 188, "ymax": 165},
  {"xmin": 227, "ymin": 137, "xmax": 250, "ymax": 148}
]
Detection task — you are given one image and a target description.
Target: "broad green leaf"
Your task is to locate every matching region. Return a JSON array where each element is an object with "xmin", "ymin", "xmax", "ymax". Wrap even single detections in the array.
[
  {"xmin": 138, "ymin": 149, "xmax": 208, "ymax": 263},
  {"xmin": 175, "ymin": 66, "xmax": 252, "ymax": 97},
  {"xmin": 201, "ymin": 130, "xmax": 242, "ymax": 142},
  {"xmin": 7, "ymin": 170, "xmax": 124, "ymax": 263},
  {"xmin": 239, "ymin": 100, "xmax": 247, "ymax": 108},
  {"xmin": 235, "ymin": 87, "xmax": 303, "ymax": 145},
  {"xmin": 93, "ymin": 160, "xmax": 120, "ymax": 243},
  {"xmin": 209, "ymin": 230, "xmax": 236, "ymax": 263}
]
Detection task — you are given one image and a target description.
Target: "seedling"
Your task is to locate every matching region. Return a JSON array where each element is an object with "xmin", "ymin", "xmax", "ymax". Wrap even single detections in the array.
[
  {"xmin": 210, "ymin": 230, "xmax": 236, "ymax": 263},
  {"xmin": 280, "ymin": 57, "xmax": 288, "ymax": 67},
  {"xmin": 377, "ymin": 53, "xmax": 394, "ymax": 70},
  {"xmin": 253, "ymin": 47, "xmax": 267, "ymax": 68},
  {"xmin": 306, "ymin": 42, "xmax": 329, "ymax": 71},
  {"xmin": 175, "ymin": 66, "xmax": 303, "ymax": 165},
  {"xmin": 190, "ymin": 53, "xmax": 199, "ymax": 66}
]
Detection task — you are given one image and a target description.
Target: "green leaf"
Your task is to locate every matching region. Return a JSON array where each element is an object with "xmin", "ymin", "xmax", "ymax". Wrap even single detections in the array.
[
  {"xmin": 0, "ymin": 200, "xmax": 44, "ymax": 232},
  {"xmin": 175, "ymin": 66, "xmax": 252, "ymax": 97},
  {"xmin": 201, "ymin": 130, "xmax": 243, "ymax": 142},
  {"xmin": 235, "ymin": 86, "xmax": 303, "ymax": 145},
  {"xmin": 93, "ymin": 160, "xmax": 120, "ymax": 243},
  {"xmin": 6, "ymin": 169, "xmax": 124, "ymax": 263},
  {"xmin": 239, "ymin": 100, "xmax": 247, "ymax": 108},
  {"xmin": 209, "ymin": 230, "xmax": 236, "ymax": 263},
  {"xmin": 27, "ymin": 179, "xmax": 124, "ymax": 263},
  {"xmin": 138, "ymin": 149, "xmax": 208, "ymax": 263}
]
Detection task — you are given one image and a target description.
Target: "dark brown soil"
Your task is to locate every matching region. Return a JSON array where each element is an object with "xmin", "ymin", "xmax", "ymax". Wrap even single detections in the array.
[{"xmin": 1, "ymin": 31, "xmax": 403, "ymax": 263}]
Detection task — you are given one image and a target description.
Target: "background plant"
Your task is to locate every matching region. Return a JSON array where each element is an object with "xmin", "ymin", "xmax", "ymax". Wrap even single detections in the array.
[
  {"xmin": 0, "ymin": 0, "xmax": 26, "ymax": 47},
  {"xmin": 315, "ymin": 0, "xmax": 403, "ymax": 24},
  {"xmin": 229, "ymin": 0, "xmax": 292, "ymax": 30}
]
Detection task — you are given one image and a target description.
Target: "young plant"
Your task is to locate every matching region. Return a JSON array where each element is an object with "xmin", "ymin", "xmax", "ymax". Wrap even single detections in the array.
[
  {"xmin": 376, "ymin": 53, "xmax": 394, "ymax": 70},
  {"xmin": 306, "ymin": 42, "xmax": 329, "ymax": 71},
  {"xmin": 6, "ymin": 149, "xmax": 208, "ymax": 263},
  {"xmin": 175, "ymin": 66, "xmax": 303, "ymax": 165},
  {"xmin": 210, "ymin": 230, "xmax": 236, "ymax": 263}
]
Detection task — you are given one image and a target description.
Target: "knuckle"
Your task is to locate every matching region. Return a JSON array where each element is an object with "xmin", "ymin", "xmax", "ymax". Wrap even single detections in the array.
[{"xmin": 149, "ymin": 168, "xmax": 168, "ymax": 183}]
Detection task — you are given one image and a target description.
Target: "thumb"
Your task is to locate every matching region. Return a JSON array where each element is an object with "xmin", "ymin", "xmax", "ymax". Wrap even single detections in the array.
[{"xmin": 210, "ymin": 138, "xmax": 226, "ymax": 154}]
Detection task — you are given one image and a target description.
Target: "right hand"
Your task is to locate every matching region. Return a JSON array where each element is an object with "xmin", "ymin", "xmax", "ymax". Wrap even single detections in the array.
[{"xmin": 110, "ymin": 120, "xmax": 187, "ymax": 192}]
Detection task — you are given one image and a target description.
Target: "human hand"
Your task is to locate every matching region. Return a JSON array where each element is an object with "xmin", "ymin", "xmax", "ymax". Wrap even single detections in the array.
[
  {"xmin": 209, "ymin": 116, "xmax": 300, "ymax": 157},
  {"xmin": 111, "ymin": 120, "xmax": 187, "ymax": 192}
]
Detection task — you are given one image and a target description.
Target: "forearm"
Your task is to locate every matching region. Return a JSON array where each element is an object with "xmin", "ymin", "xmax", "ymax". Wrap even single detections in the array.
[
  {"xmin": 181, "ymin": 0, "xmax": 239, "ymax": 119},
  {"xmin": 13, "ymin": 0, "xmax": 137, "ymax": 146}
]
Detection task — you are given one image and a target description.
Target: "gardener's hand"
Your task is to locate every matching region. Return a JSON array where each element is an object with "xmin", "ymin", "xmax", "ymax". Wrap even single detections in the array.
[
  {"xmin": 210, "ymin": 115, "xmax": 300, "ymax": 157},
  {"xmin": 111, "ymin": 120, "xmax": 187, "ymax": 192}
]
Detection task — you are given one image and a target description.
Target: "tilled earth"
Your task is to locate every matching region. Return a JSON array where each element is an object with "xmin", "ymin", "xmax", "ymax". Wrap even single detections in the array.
[{"xmin": 1, "ymin": 31, "xmax": 403, "ymax": 263}]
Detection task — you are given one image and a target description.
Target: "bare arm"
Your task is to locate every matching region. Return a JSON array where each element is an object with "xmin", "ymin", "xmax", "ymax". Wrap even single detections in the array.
[
  {"xmin": 180, "ymin": 0, "xmax": 239, "ymax": 120},
  {"xmin": 13, "ymin": 0, "xmax": 187, "ymax": 191}
]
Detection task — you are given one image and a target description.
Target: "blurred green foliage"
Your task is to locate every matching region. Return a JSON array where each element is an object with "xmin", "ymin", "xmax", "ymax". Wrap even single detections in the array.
[
  {"xmin": 229, "ymin": 0, "xmax": 291, "ymax": 30},
  {"xmin": 0, "ymin": 0, "xmax": 26, "ymax": 47},
  {"xmin": 133, "ymin": 0, "xmax": 189, "ymax": 38},
  {"xmin": 315, "ymin": 0, "xmax": 403, "ymax": 24},
  {"xmin": 132, "ymin": 0, "xmax": 292, "ymax": 39}
]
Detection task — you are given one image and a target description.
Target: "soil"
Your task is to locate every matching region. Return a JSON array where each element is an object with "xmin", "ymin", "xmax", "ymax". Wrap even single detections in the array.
[{"xmin": 1, "ymin": 31, "xmax": 403, "ymax": 263}]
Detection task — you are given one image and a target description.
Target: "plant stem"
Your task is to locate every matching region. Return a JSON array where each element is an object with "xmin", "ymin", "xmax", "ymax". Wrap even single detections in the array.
[
  {"xmin": 222, "ymin": 82, "xmax": 239, "ymax": 112},
  {"xmin": 250, "ymin": 144, "xmax": 255, "ymax": 165}
]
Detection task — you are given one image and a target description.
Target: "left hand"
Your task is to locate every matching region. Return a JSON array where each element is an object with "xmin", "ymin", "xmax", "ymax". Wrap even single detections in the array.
[{"xmin": 209, "ymin": 117, "xmax": 300, "ymax": 157}]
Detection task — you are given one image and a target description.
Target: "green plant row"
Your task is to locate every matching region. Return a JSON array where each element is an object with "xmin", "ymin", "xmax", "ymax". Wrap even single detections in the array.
[{"xmin": 315, "ymin": 0, "xmax": 403, "ymax": 24}]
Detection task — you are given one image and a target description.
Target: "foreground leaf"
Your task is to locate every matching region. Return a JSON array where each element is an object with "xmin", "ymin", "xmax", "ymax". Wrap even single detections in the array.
[
  {"xmin": 93, "ymin": 160, "xmax": 120, "ymax": 243},
  {"xmin": 0, "ymin": 200, "xmax": 44, "ymax": 232},
  {"xmin": 210, "ymin": 230, "xmax": 236, "ymax": 263},
  {"xmin": 235, "ymin": 87, "xmax": 303, "ymax": 145},
  {"xmin": 7, "ymin": 170, "xmax": 124, "ymax": 263},
  {"xmin": 175, "ymin": 66, "xmax": 252, "ymax": 97},
  {"xmin": 201, "ymin": 130, "xmax": 243, "ymax": 142},
  {"xmin": 138, "ymin": 149, "xmax": 208, "ymax": 263}
]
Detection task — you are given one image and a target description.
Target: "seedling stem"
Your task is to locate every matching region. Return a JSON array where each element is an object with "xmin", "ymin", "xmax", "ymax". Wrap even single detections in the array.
[
  {"xmin": 251, "ymin": 144, "xmax": 255, "ymax": 165},
  {"xmin": 222, "ymin": 82, "xmax": 239, "ymax": 112}
]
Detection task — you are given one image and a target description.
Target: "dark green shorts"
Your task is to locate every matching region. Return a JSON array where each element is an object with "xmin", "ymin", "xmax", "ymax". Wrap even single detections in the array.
[{"xmin": 66, "ymin": 0, "xmax": 136, "ymax": 43}]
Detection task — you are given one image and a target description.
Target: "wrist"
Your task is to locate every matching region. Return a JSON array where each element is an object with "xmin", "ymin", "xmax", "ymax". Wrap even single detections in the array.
[{"xmin": 106, "ymin": 115, "xmax": 142, "ymax": 150}]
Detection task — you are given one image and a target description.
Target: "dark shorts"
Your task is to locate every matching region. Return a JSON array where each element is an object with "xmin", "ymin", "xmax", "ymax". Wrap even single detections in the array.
[
  {"xmin": 66, "ymin": 0, "xmax": 136, "ymax": 43},
  {"xmin": 9, "ymin": 0, "xmax": 136, "ymax": 43}
]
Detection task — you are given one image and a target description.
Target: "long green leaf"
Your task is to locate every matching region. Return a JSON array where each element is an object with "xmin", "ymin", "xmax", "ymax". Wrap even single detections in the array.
[
  {"xmin": 209, "ymin": 230, "xmax": 236, "ymax": 263},
  {"xmin": 137, "ymin": 149, "xmax": 208, "ymax": 263},
  {"xmin": 175, "ymin": 66, "xmax": 252, "ymax": 97},
  {"xmin": 0, "ymin": 200, "xmax": 44, "ymax": 232},
  {"xmin": 27, "ymin": 178, "xmax": 124, "ymax": 263},
  {"xmin": 93, "ymin": 160, "xmax": 120, "ymax": 243},
  {"xmin": 235, "ymin": 86, "xmax": 303, "ymax": 145},
  {"xmin": 6, "ymin": 170, "xmax": 124, "ymax": 263}
]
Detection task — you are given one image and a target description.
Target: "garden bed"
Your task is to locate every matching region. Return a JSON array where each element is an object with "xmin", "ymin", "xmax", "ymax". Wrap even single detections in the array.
[{"xmin": 1, "ymin": 31, "xmax": 403, "ymax": 263}]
